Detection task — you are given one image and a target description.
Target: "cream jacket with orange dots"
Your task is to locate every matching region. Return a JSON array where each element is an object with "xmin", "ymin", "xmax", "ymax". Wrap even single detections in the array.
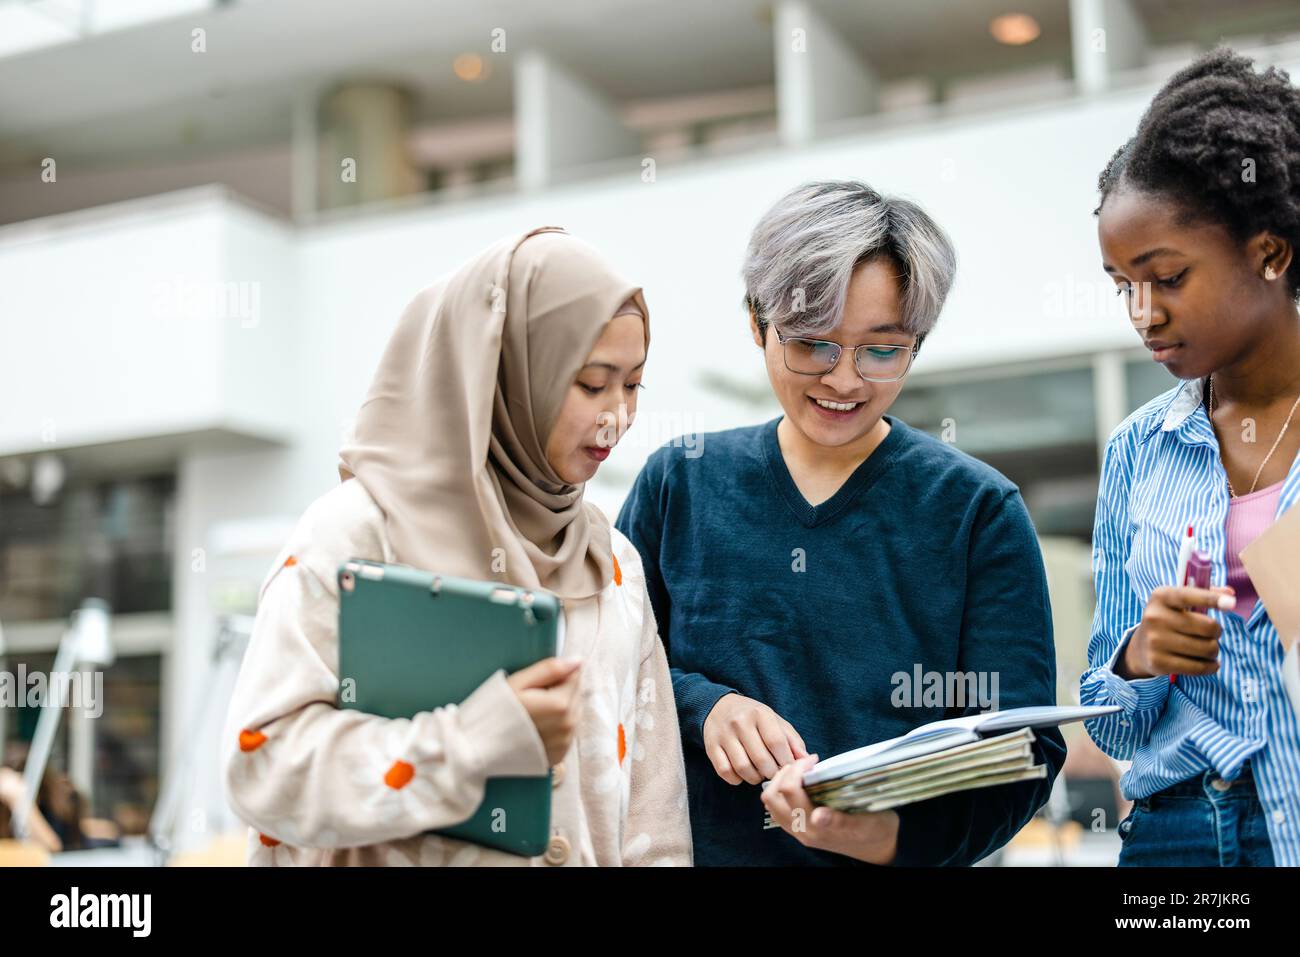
[{"xmin": 220, "ymin": 478, "xmax": 692, "ymax": 866}]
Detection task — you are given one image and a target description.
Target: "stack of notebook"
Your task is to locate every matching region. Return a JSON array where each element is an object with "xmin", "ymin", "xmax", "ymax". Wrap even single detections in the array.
[{"xmin": 763, "ymin": 705, "xmax": 1118, "ymax": 826}]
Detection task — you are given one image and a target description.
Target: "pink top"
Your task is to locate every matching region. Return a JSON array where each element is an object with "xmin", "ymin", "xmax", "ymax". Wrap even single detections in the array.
[{"xmin": 1225, "ymin": 478, "xmax": 1285, "ymax": 621}]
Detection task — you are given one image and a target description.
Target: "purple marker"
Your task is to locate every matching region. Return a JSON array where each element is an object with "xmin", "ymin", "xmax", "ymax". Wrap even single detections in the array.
[
  {"xmin": 1171, "ymin": 525, "xmax": 1212, "ymax": 685},
  {"xmin": 1184, "ymin": 540, "xmax": 1213, "ymax": 593}
]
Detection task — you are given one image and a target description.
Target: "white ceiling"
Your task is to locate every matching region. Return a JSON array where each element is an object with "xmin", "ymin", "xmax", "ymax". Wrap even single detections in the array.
[
  {"xmin": 0, "ymin": 0, "xmax": 772, "ymax": 130},
  {"xmin": 2, "ymin": 0, "xmax": 1297, "ymax": 170}
]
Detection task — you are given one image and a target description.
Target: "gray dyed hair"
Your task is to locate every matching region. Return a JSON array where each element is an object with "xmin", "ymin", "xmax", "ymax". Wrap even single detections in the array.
[{"xmin": 742, "ymin": 180, "xmax": 957, "ymax": 346}]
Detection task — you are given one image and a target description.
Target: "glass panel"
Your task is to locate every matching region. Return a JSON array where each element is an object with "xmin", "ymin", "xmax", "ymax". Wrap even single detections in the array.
[
  {"xmin": 1124, "ymin": 356, "xmax": 1179, "ymax": 415},
  {"xmin": 1, "ymin": 651, "xmax": 65, "ymax": 768},
  {"xmin": 91, "ymin": 653, "xmax": 161, "ymax": 836},
  {"xmin": 87, "ymin": 0, "xmax": 214, "ymax": 35},
  {"xmin": 0, "ymin": 4, "xmax": 78, "ymax": 58},
  {"xmin": 893, "ymin": 367, "xmax": 1096, "ymax": 456},
  {"xmin": 892, "ymin": 366, "xmax": 1099, "ymax": 538},
  {"xmin": 0, "ymin": 651, "xmax": 70, "ymax": 842},
  {"xmin": 0, "ymin": 651, "xmax": 161, "ymax": 845},
  {"xmin": 0, "ymin": 473, "xmax": 175, "ymax": 622}
]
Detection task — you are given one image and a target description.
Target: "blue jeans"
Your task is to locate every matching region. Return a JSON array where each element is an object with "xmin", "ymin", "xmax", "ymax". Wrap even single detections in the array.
[{"xmin": 1117, "ymin": 763, "xmax": 1276, "ymax": 867}]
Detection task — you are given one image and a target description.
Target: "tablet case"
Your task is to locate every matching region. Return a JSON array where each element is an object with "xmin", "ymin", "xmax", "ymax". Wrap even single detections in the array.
[{"xmin": 336, "ymin": 559, "xmax": 560, "ymax": 856}]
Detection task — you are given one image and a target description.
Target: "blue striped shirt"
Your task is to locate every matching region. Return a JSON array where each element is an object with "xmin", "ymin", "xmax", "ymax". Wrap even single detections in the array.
[{"xmin": 1081, "ymin": 375, "xmax": 1300, "ymax": 866}]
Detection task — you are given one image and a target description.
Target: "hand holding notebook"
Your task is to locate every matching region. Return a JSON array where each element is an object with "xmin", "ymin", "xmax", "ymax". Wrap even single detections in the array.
[
  {"xmin": 762, "ymin": 704, "xmax": 1119, "ymax": 824},
  {"xmin": 336, "ymin": 559, "xmax": 564, "ymax": 856}
]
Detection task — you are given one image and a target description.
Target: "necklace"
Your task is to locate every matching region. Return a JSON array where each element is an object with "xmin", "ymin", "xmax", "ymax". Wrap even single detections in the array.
[{"xmin": 1208, "ymin": 374, "xmax": 1300, "ymax": 497}]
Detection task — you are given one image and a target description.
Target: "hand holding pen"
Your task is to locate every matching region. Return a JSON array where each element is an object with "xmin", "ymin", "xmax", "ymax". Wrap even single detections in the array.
[
  {"xmin": 1114, "ymin": 525, "xmax": 1238, "ymax": 681},
  {"xmin": 1117, "ymin": 583, "xmax": 1235, "ymax": 680}
]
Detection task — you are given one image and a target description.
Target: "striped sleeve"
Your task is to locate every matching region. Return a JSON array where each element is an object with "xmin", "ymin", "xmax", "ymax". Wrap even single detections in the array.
[{"xmin": 1080, "ymin": 427, "xmax": 1171, "ymax": 759}]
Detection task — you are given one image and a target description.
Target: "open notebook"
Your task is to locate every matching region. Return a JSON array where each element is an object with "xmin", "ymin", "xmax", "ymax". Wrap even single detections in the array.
[{"xmin": 763, "ymin": 705, "xmax": 1119, "ymax": 824}]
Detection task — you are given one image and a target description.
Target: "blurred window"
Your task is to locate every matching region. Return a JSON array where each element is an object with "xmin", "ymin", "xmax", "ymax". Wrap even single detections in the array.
[
  {"xmin": 1124, "ymin": 356, "xmax": 1178, "ymax": 415},
  {"xmin": 0, "ymin": 473, "xmax": 174, "ymax": 623},
  {"xmin": 892, "ymin": 365, "xmax": 1099, "ymax": 538}
]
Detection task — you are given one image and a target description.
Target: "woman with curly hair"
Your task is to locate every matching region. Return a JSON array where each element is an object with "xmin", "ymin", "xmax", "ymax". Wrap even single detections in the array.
[{"xmin": 1082, "ymin": 47, "xmax": 1300, "ymax": 867}]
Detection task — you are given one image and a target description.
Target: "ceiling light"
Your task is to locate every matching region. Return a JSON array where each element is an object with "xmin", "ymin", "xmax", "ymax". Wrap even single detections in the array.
[
  {"xmin": 453, "ymin": 53, "xmax": 486, "ymax": 82},
  {"xmin": 990, "ymin": 13, "xmax": 1040, "ymax": 46}
]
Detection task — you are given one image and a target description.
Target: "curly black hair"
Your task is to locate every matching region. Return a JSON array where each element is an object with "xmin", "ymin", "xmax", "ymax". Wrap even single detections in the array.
[{"xmin": 1096, "ymin": 46, "xmax": 1300, "ymax": 301}]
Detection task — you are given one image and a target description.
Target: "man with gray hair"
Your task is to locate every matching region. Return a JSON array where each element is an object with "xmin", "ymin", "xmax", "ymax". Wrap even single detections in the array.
[{"xmin": 616, "ymin": 180, "xmax": 1064, "ymax": 866}]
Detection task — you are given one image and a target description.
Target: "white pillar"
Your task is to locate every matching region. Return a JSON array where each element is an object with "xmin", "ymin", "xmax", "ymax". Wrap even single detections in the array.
[
  {"xmin": 1092, "ymin": 350, "xmax": 1127, "ymax": 460},
  {"xmin": 1070, "ymin": 0, "xmax": 1148, "ymax": 95},
  {"xmin": 514, "ymin": 50, "xmax": 639, "ymax": 192},
  {"xmin": 319, "ymin": 83, "xmax": 422, "ymax": 210},
  {"xmin": 774, "ymin": 0, "xmax": 878, "ymax": 146}
]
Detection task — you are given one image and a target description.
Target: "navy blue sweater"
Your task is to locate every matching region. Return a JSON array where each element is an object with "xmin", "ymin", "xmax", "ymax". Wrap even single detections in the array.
[{"xmin": 615, "ymin": 415, "xmax": 1065, "ymax": 866}]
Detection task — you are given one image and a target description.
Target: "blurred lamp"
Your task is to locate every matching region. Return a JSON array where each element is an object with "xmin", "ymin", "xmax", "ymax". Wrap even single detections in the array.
[
  {"xmin": 990, "ymin": 13, "xmax": 1040, "ymax": 45},
  {"xmin": 30, "ymin": 453, "xmax": 66, "ymax": 506},
  {"xmin": 453, "ymin": 53, "xmax": 486, "ymax": 82},
  {"xmin": 70, "ymin": 600, "xmax": 115, "ymax": 670}
]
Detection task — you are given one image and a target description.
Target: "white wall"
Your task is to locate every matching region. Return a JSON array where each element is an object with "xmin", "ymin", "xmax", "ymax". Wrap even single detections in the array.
[{"xmin": 0, "ymin": 187, "xmax": 298, "ymax": 456}]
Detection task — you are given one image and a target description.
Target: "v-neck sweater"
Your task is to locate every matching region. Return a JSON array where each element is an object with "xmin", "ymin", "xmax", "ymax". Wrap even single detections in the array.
[{"xmin": 616, "ymin": 414, "xmax": 1065, "ymax": 866}]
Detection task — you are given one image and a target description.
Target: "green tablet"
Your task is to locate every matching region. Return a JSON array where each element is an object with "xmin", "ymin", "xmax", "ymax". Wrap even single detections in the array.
[{"xmin": 336, "ymin": 559, "xmax": 562, "ymax": 856}]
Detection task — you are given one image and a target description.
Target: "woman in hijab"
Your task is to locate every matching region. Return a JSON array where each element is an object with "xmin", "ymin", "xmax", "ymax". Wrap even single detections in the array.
[{"xmin": 221, "ymin": 227, "xmax": 691, "ymax": 866}]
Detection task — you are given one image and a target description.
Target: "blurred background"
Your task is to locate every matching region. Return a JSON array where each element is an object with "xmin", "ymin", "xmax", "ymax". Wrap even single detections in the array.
[{"xmin": 1, "ymin": 0, "xmax": 1297, "ymax": 867}]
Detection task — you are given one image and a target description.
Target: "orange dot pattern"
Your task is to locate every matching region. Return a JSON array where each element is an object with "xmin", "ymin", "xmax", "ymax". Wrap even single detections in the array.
[
  {"xmin": 239, "ymin": 729, "xmax": 267, "ymax": 753},
  {"xmin": 284, "ymin": 555, "xmax": 297, "ymax": 567},
  {"xmin": 259, "ymin": 833, "xmax": 281, "ymax": 847},
  {"xmin": 617, "ymin": 723, "xmax": 627, "ymax": 766},
  {"xmin": 612, "ymin": 554, "xmax": 622, "ymax": 587},
  {"xmin": 384, "ymin": 759, "xmax": 415, "ymax": 790}
]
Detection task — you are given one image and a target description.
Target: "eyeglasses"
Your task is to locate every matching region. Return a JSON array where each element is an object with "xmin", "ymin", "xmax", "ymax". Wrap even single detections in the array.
[{"xmin": 772, "ymin": 327, "xmax": 918, "ymax": 382}]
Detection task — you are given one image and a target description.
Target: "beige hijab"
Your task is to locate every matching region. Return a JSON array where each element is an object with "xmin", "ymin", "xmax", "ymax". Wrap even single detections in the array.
[{"xmin": 337, "ymin": 226, "xmax": 649, "ymax": 601}]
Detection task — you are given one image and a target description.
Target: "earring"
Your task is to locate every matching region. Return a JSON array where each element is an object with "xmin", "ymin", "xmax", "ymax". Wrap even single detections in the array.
[{"xmin": 1265, "ymin": 265, "xmax": 1278, "ymax": 280}]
